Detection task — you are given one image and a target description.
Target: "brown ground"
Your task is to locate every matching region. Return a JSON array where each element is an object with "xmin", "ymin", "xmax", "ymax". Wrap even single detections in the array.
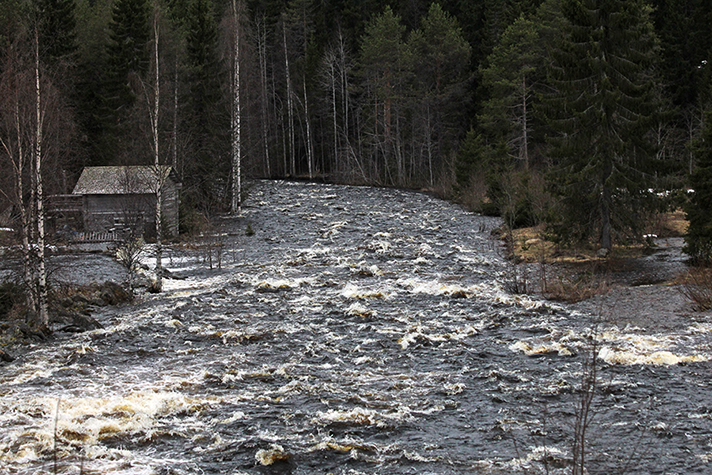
[{"xmin": 508, "ymin": 211, "xmax": 712, "ymax": 332}]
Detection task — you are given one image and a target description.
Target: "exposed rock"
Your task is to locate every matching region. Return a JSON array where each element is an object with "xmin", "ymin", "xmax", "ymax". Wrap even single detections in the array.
[
  {"xmin": 19, "ymin": 323, "xmax": 52, "ymax": 341},
  {"xmin": 0, "ymin": 349, "xmax": 13, "ymax": 362},
  {"xmin": 72, "ymin": 294, "xmax": 105, "ymax": 307},
  {"xmin": 53, "ymin": 311, "xmax": 102, "ymax": 332},
  {"xmin": 99, "ymin": 282, "xmax": 132, "ymax": 305}
]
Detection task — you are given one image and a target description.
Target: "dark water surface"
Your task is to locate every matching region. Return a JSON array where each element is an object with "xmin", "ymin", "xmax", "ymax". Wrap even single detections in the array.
[{"xmin": 1, "ymin": 180, "xmax": 711, "ymax": 475}]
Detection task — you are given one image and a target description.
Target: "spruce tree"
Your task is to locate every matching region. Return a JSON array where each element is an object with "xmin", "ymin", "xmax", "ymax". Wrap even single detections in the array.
[
  {"xmin": 685, "ymin": 108, "xmax": 712, "ymax": 264},
  {"xmin": 183, "ymin": 0, "xmax": 229, "ymax": 209},
  {"xmin": 546, "ymin": 0, "xmax": 661, "ymax": 251},
  {"xmin": 105, "ymin": 0, "xmax": 151, "ymax": 113},
  {"xmin": 34, "ymin": 0, "xmax": 78, "ymax": 65}
]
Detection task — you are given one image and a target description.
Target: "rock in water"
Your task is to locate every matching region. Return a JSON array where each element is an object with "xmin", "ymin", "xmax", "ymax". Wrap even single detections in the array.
[
  {"xmin": 0, "ymin": 349, "xmax": 13, "ymax": 362},
  {"xmin": 100, "ymin": 282, "xmax": 132, "ymax": 305}
]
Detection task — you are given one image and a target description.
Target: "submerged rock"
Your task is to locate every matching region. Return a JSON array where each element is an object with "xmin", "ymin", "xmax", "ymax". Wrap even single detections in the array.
[
  {"xmin": 99, "ymin": 282, "xmax": 132, "ymax": 305},
  {"xmin": 0, "ymin": 349, "xmax": 13, "ymax": 362},
  {"xmin": 53, "ymin": 310, "xmax": 103, "ymax": 333}
]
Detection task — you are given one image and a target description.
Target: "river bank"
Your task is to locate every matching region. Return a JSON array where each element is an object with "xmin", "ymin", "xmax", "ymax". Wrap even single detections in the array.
[{"xmin": 0, "ymin": 180, "xmax": 710, "ymax": 474}]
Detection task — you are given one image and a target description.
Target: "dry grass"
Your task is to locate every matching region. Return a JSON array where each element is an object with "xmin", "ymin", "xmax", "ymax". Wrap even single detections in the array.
[
  {"xmin": 648, "ymin": 209, "xmax": 688, "ymax": 237},
  {"xmin": 510, "ymin": 210, "xmax": 689, "ymax": 265},
  {"xmin": 543, "ymin": 269, "xmax": 609, "ymax": 303}
]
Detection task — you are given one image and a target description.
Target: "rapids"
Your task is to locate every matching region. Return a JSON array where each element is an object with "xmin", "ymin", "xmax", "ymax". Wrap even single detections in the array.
[{"xmin": 1, "ymin": 180, "xmax": 711, "ymax": 474}]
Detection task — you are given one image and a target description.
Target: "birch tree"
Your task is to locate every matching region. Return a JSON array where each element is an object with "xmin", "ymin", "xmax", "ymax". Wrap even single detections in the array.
[
  {"xmin": 0, "ymin": 24, "xmax": 68, "ymax": 327},
  {"xmin": 149, "ymin": 9, "xmax": 163, "ymax": 291},
  {"xmin": 255, "ymin": 14, "xmax": 270, "ymax": 177},
  {"xmin": 281, "ymin": 13, "xmax": 295, "ymax": 176},
  {"xmin": 32, "ymin": 29, "xmax": 49, "ymax": 325},
  {"xmin": 228, "ymin": 0, "xmax": 244, "ymax": 214},
  {"xmin": 0, "ymin": 34, "xmax": 37, "ymax": 318}
]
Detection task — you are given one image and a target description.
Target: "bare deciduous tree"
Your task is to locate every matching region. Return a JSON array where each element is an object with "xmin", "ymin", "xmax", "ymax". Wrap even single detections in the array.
[
  {"xmin": 0, "ymin": 24, "xmax": 69, "ymax": 327},
  {"xmin": 229, "ymin": 0, "xmax": 244, "ymax": 214}
]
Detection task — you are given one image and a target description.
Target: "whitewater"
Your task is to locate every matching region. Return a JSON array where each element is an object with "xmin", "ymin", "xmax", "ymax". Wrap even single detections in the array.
[{"xmin": 1, "ymin": 180, "xmax": 710, "ymax": 474}]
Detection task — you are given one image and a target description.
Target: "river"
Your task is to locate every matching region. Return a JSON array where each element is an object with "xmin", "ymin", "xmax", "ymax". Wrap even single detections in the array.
[{"xmin": 1, "ymin": 180, "xmax": 711, "ymax": 474}]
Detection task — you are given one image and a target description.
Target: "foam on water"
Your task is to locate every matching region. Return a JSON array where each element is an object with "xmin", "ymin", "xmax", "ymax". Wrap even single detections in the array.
[{"xmin": 1, "ymin": 180, "xmax": 710, "ymax": 474}]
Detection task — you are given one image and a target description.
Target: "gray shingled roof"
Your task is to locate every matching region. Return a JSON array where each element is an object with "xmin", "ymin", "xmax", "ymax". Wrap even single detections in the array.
[{"xmin": 73, "ymin": 166, "xmax": 177, "ymax": 195}]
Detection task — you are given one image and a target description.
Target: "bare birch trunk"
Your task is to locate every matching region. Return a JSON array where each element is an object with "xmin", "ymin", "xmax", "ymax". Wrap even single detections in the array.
[
  {"xmin": 172, "ymin": 61, "xmax": 178, "ymax": 171},
  {"xmin": 230, "ymin": 0, "xmax": 242, "ymax": 214},
  {"xmin": 427, "ymin": 104, "xmax": 433, "ymax": 188},
  {"xmin": 34, "ymin": 31, "xmax": 48, "ymax": 326},
  {"xmin": 6, "ymin": 89, "xmax": 37, "ymax": 316},
  {"xmin": 151, "ymin": 14, "xmax": 163, "ymax": 291},
  {"xmin": 522, "ymin": 75, "xmax": 529, "ymax": 170},
  {"xmin": 337, "ymin": 29, "xmax": 353, "ymax": 179},
  {"xmin": 329, "ymin": 58, "xmax": 338, "ymax": 175}
]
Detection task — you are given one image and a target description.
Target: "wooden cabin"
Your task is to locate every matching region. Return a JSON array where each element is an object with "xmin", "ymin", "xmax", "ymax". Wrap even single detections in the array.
[{"xmin": 72, "ymin": 166, "xmax": 181, "ymax": 238}]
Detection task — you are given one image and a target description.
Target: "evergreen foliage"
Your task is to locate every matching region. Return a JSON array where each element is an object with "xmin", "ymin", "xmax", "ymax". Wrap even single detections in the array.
[
  {"xmin": 685, "ymin": 108, "xmax": 712, "ymax": 264},
  {"xmin": 105, "ymin": 0, "xmax": 151, "ymax": 112},
  {"xmin": 408, "ymin": 3, "xmax": 471, "ymax": 185},
  {"xmin": 454, "ymin": 128, "xmax": 485, "ymax": 193},
  {"xmin": 358, "ymin": 6, "xmax": 410, "ymax": 184},
  {"xmin": 410, "ymin": 4, "xmax": 470, "ymax": 98},
  {"xmin": 546, "ymin": 0, "xmax": 661, "ymax": 250},
  {"xmin": 183, "ymin": 0, "xmax": 229, "ymax": 210},
  {"xmin": 34, "ymin": 0, "xmax": 78, "ymax": 65},
  {"xmin": 1, "ymin": 0, "xmax": 709, "ymax": 244},
  {"xmin": 479, "ymin": 14, "xmax": 544, "ymax": 170},
  {"xmin": 651, "ymin": 0, "xmax": 712, "ymax": 107}
]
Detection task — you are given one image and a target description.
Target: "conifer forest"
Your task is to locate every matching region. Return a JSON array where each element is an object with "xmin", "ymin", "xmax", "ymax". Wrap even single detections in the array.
[
  {"xmin": 5, "ymin": 2, "xmax": 712, "ymax": 474},
  {"xmin": 3, "ymin": 0, "xmax": 712, "ymax": 255}
]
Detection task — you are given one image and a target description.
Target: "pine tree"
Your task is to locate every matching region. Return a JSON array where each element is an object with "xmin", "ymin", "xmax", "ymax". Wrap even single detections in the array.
[
  {"xmin": 358, "ymin": 6, "xmax": 410, "ymax": 184},
  {"xmin": 409, "ymin": 3, "xmax": 471, "ymax": 186},
  {"xmin": 410, "ymin": 4, "xmax": 470, "ymax": 98},
  {"xmin": 479, "ymin": 14, "xmax": 544, "ymax": 171},
  {"xmin": 546, "ymin": 0, "xmax": 661, "ymax": 252}
]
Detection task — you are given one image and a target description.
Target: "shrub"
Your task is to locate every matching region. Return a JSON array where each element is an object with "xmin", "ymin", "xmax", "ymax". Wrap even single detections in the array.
[
  {"xmin": 0, "ymin": 281, "xmax": 24, "ymax": 319},
  {"xmin": 679, "ymin": 268, "xmax": 712, "ymax": 311},
  {"xmin": 544, "ymin": 267, "xmax": 609, "ymax": 303}
]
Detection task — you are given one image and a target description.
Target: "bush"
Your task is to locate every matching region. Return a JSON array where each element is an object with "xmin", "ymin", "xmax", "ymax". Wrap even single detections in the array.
[
  {"xmin": 543, "ymin": 266, "xmax": 609, "ymax": 303},
  {"xmin": 679, "ymin": 268, "xmax": 712, "ymax": 311},
  {"xmin": 0, "ymin": 281, "xmax": 24, "ymax": 319}
]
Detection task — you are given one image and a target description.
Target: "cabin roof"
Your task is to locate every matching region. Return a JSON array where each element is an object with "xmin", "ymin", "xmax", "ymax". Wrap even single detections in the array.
[{"xmin": 73, "ymin": 166, "xmax": 179, "ymax": 195}]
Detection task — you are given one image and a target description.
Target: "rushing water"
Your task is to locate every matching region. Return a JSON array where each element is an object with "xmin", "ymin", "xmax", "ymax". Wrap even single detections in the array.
[{"xmin": 1, "ymin": 180, "xmax": 711, "ymax": 475}]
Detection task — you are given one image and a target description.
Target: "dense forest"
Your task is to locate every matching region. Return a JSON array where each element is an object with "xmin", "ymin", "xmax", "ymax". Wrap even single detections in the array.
[{"xmin": 4, "ymin": 0, "xmax": 712, "ymax": 268}]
